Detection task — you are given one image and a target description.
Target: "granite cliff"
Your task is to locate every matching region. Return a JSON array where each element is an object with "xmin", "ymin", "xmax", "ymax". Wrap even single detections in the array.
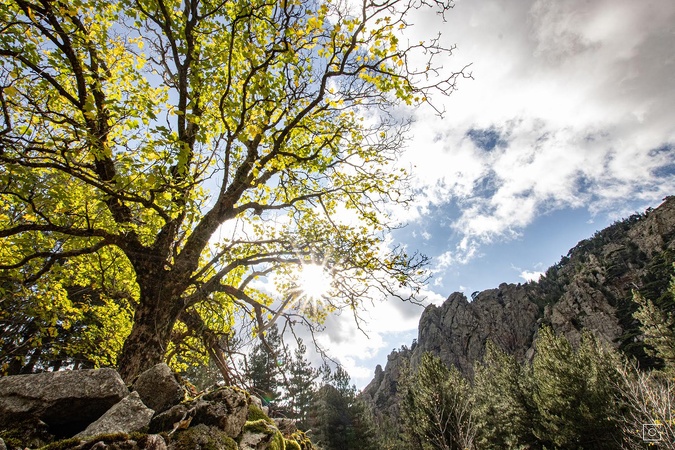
[{"xmin": 362, "ymin": 196, "xmax": 675, "ymax": 415}]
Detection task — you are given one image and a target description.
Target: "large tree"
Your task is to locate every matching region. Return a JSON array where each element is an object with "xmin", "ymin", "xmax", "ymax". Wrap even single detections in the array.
[{"xmin": 0, "ymin": 0, "xmax": 467, "ymax": 380}]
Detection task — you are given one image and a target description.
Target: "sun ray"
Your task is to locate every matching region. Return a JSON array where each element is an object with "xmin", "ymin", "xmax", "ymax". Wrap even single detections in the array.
[{"xmin": 297, "ymin": 263, "xmax": 332, "ymax": 300}]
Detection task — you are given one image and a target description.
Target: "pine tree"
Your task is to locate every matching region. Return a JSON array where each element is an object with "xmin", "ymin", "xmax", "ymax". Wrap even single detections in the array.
[
  {"xmin": 308, "ymin": 366, "xmax": 378, "ymax": 450},
  {"xmin": 400, "ymin": 352, "xmax": 476, "ymax": 450},
  {"xmin": 285, "ymin": 339, "xmax": 318, "ymax": 429},
  {"xmin": 244, "ymin": 324, "xmax": 285, "ymax": 411},
  {"xmin": 532, "ymin": 327, "xmax": 622, "ymax": 449},
  {"xmin": 633, "ymin": 272, "xmax": 675, "ymax": 373},
  {"xmin": 619, "ymin": 269, "xmax": 675, "ymax": 448},
  {"xmin": 473, "ymin": 341, "xmax": 538, "ymax": 449}
]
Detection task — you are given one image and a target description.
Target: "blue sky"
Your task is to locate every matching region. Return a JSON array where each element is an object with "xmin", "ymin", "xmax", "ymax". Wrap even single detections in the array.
[{"xmin": 306, "ymin": 0, "xmax": 675, "ymax": 389}]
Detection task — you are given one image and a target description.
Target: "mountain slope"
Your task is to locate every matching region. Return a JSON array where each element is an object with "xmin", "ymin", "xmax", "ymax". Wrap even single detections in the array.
[{"xmin": 362, "ymin": 196, "xmax": 675, "ymax": 414}]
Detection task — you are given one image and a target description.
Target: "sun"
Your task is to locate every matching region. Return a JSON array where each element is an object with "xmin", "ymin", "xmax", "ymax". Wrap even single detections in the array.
[{"xmin": 296, "ymin": 263, "xmax": 332, "ymax": 300}]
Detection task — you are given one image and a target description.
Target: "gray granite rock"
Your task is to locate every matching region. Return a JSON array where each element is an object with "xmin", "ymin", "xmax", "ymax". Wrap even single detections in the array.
[
  {"xmin": 133, "ymin": 363, "xmax": 183, "ymax": 414},
  {"xmin": 75, "ymin": 391, "xmax": 154, "ymax": 438},
  {"xmin": 193, "ymin": 387, "xmax": 249, "ymax": 438},
  {"xmin": 0, "ymin": 368, "xmax": 128, "ymax": 435}
]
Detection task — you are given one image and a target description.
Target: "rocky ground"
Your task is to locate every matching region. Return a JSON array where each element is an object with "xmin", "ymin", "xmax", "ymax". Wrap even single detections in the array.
[{"xmin": 0, "ymin": 364, "xmax": 315, "ymax": 450}]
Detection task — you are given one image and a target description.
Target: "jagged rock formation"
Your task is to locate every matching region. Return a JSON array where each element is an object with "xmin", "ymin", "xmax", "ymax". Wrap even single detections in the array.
[
  {"xmin": 0, "ymin": 363, "xmax": 316, "ymax": 450},
  {"xmin": 363, "ymin": 196, "xmax": 675, "ymax": 416}
]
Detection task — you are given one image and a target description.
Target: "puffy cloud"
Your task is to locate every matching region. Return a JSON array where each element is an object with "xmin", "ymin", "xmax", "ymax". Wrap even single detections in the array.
[
  {"xmin": 394, "ymin": 0, "xmax": 675, "ymax": 264},
  {"xmin": 520, "ymin": 270, "xmax": 544, "ymax": 283}
]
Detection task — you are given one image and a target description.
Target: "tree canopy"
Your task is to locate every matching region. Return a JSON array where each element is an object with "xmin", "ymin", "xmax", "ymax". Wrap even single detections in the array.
[{"xmin": 0, "ymin": 0, "xmax": 467, "ymax": 379}]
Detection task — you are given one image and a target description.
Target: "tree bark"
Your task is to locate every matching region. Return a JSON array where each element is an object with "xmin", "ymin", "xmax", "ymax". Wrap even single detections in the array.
[{"xmin": 116, "ymin": 279, "xmax": 183, "ymax": 382}]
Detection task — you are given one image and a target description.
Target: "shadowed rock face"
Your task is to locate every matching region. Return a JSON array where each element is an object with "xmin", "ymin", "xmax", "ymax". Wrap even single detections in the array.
[
  {"xmin": 363, "ymin": 196, "xmax": 675, "ymax": 417},
  {"xmin": 0, "ymin": 368, "xmax": 128, "ymax": 437}
]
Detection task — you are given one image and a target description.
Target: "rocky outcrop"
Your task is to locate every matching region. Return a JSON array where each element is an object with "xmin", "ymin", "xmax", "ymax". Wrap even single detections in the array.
[
  {"xmin": 363, "ymin": 196, "xmax": 675, "ymax": 419},
  {"xmin": 414, "ymin": 283, "xmax": 542, "ymax": 376},
  {"xmin": 0, "ymin": 363, "xmax": 317, "ymax": 450},
  {"xmin": 362, "ymin": 346, "xmax": 412, "ymax": 418},
  {"xmin": 362, "ymin": 283, "xmax": 542, "ymax": 416}
]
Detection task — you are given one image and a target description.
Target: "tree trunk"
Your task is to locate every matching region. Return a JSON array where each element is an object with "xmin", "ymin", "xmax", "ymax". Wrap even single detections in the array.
[{"xmin": 117, "ymin": 284, "xmax": 183, "ymax": 382}]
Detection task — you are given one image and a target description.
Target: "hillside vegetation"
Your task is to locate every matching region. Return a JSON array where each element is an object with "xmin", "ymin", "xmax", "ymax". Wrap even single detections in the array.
[{"xmin": 363, "ymin": 196, "xmax": 675, "ymax": 449}]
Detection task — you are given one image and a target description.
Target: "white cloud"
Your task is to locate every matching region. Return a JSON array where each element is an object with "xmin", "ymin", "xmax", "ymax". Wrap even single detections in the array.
[
  {"xmin": 393, "ymin": 0, "xmax": 675, "ymax": 267},
  {"xmin": 435, "ymin": 236, "xmax": 481, "ymax": 268},
  {"xmin": 308, "ymin": 285, "xmax": 445, "ymax": 388},
  {"xmin": 520, "ymin": 270, "xmax": 544, "ymax": 283}
]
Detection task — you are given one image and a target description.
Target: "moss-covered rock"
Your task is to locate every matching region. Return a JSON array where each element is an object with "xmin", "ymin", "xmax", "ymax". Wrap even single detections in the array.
[
  {"xmin": 242, "ymin": 419, "xmax": 270, "ymax": 434},
  {"xmin": 0, "ymin": 420, "xmax": 53, "ymax": 449},
  {"xmin": 269, "ymin": 430, "xmax": 285, "ymax": 450},
  {"xmin": 246, "ymin": 404, "xmax": 273, "ymax": 424},
  {"xmin": 283, "ymin": 439, "xmax": 301, "ymax": 450},
  {"xmin": 38, "ymin": 437, "xmax": 84, "ymax": 450},
  {"xmin": 171, "ymin": 424, "xmax": 236, "ymax": 450},
  {"xmin": 285, "ymin": 431, "xmax": 316, "ymax": 450},
  {"xmin": 240, "ymin": 420, "xmax": 285, "ymax": 450}
]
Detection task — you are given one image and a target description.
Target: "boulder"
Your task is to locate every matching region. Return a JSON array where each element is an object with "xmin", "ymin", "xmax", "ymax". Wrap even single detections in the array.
[
  {"xmin": 149, "ymin": 387, "xmax": 248, "ymax": 437},
  {"xmin": 192, "ymin": 387, "xmax": 249, "ymax": 438},
  {"xmin": 0, "ymin": 437, "xmax": 5, "ymax": 450},
  {"xmin": 0, "ymin": 368, "xmax": 128, "ymax": 437},
  {"xmin": 75, "ymin": 391, "xmax": 154, "ymax": 438},
  {"xmin": 46, "ymin": 434, "xmax": 168, "ymax": 450},
  {"xmin": 133, "ymin": 363, "xmax": 183, "ymax": 414}
]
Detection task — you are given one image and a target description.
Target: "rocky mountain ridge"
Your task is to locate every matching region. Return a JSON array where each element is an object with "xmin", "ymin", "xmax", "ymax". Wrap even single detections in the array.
[{"xmin": 362, "ymin": 196, "xmax": 675, "ymax": 415}]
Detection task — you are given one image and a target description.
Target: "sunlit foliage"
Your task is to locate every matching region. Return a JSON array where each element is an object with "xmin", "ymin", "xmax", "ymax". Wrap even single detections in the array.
[{"xmin": 0, "ymin": 0, "xmax": 466, "ymax": 379}]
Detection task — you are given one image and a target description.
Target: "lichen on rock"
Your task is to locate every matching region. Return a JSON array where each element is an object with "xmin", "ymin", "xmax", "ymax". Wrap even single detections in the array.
[{"xmin": 170, "ymin": 424, "xmax": 237, "ymax": 450}]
